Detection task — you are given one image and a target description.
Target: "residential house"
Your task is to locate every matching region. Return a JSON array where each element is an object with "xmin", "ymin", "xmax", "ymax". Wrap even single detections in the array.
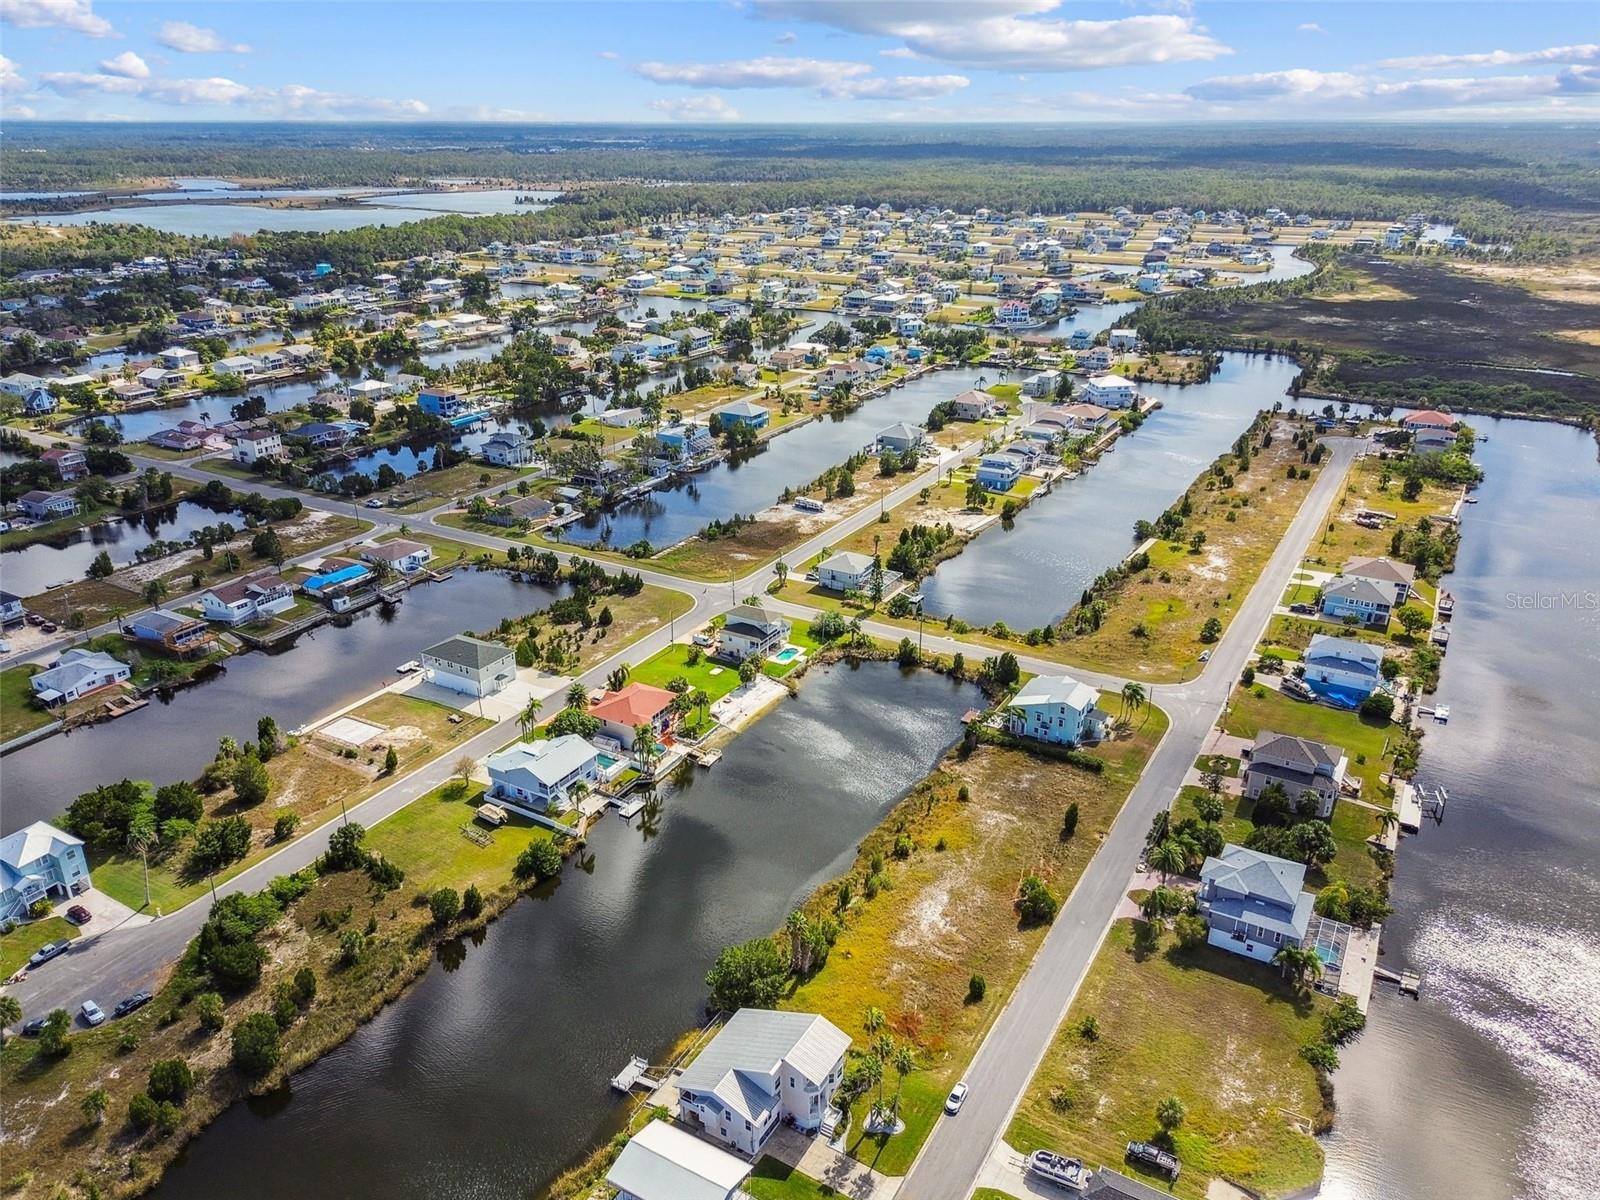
[
  {"xmin": 1108, "ymin": 328, "xmax": 1139, "ymax": 351},
  {"xmin": 1076, "ymin": 346, "xmax": 1115, "ymax": 373},
  {"xmin": 417, "ymin": 387, "xmax": 474, "ymax": 419},
  {"xmin": 485, "ymin": 494, "xmax": 554, "ymax": 527},
  {"xmin": 482, "ymin": 430, "xmax": 535, "ymax": 467},
  {"xmin": 0, "ymin": 591, "xmax": 24, "ymax": 627},
  {"xmin": 950, "ymin": 389, "xmax": 994, "ymax": 421},
  {"xmin": 16, "ymin": 490, "xmax": 79, "ymax": 521},
  {"xmin": 715, "ymin": 399, "xmax": 769, "ymax": 431},
  {"xmin": 589, "ymin": 682, "xmax": 679, "ymax": 750},
  {"xmin": 156, "ymin": 347, "xmax": 200, "ymax": 371},
  {"xmin": 360, "ymin": 539, "xmax": 433, "ymax": 575},
  {"xmin": 1242, "ymin": 731, "xmax": 1349, "ymax": 818},
  {"xmin": 1083, "ymin": 374, "xmax": 1138, "ymax": 409},
  {"xmin": 815, "ymin": 551, "xmax": 878, "ymax": 593},
  {"xmin": 1321, "ymin": 556, "xmax": 1415, "ymax": 626},
  {"xmin": 1006, "ymin": 674, "xmax": 1109, "ymax": 746},
  {"xmin": 29, "ymin": 648, "xmax": 131, "ymax": 705},
  {"xmin": 875, "ymin": 422, "xmax": 926, "ymax": 455},
  {"xmin": 0, "ymin": 372, "xmax": 44, "ymax": 396},
  {"xmin": 1196, "ymin": 843, "xmax": 1316, "ymax": 964},
  {"xmin": 657, "ymin": 422, "xmax": 715, "ymax": 459},
  {"xmin": 136, "ymin": 366, "xmax": 188, "ymax": 391},
  {"xmin": 1022, "ymin": 369, "xmax": 1062, "ymax": 398},
  {"xmin": 768, "ymin": 348, "xmax": 808, "ymax": 372},
  {"xmin": 1302, "ymin": 635, "xmax": 1385, "ymax": 699},
  {"xmin": 293, "ymin": 421, "xmax": 361, "ymax": 450},
  {"xmin": 976, "ymin": 454, "xmax": 1025, "ymax": 491},
  {"xmin": 212, "ymin": 355, "xmax": 261, "ymax": 379},
  {"xmin": 1400, "ymin": 409, "xmax": 1459, "ymax": 449},
  {"xmin": 107, "ymin": 380, "xmax": 156, "ymax": 405},
  {"xmin": 485, "ymin": 736, "xmax": 601, "ymax": 814},
  {"xmin": 421, "ymin": 635, "xmax": 517, "ymax": 699},
  {"xmin": 718, "ymin": 604, "xmax": 789, "ymax": 663},
  {"xmin": 1, "ymin": 822, "xmax": 92, "ymax": 921},
  {"xmin": 39, "ymin": 448, "xmax": 87, "ymax": 481},
  {"xmin": 122, "ymin": 608, "xmax": 216, "ymax": 658},
  {"xmin": 147, "ymin": 428, "xmax": 205, "ymax": 452},
  {"xmin": 22, "ymin": 387, "xmax": 58, "ymax": 416},
  {"xmin": 675, "ymin": 1008, "xmax": 851, "ymax": 1156},
  {"xmin": 199, "ymin": 571, "xmax": 295, "ymax": 625},
  {"xmin": 232, "ymin": 427, "xmax": 284, "ymax": 466},
  {"xmin": 605, "ymin": 1119, "xmax": 752, "ymax": 1200}
]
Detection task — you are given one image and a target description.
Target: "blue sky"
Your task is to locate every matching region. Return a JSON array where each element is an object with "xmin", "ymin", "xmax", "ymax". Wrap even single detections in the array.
[{"xmin": 2, "ymin": 0, "xmax": 1597, "ymax": 123}]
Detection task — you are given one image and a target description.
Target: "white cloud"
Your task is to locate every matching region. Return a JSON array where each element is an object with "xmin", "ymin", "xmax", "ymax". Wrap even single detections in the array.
[
  {"xmin": 0, "ymin": 53, "xmax": 26, "ymax": 93},
  {"xmin": 0, "ymin": 0, "xmax": 114, "ymax": 37},
  {"xmin": 596, "ymin": 50, "xmax": 620, "ymax": 60},
  {"xmin": 774, "ymin": 31, "xmax": 796, "ymax": 44},
  {"xmin": 649, "ymin": 95, "xmax": 741, "ymax": 122},
  {"xmin": 1185, "ymin": 67, "xmax": 1576, "ymax": 111},
  {"xmin": 98, "ymin": 50, "xmax": 149, "ymax": 79},
  {"xmin": 1380, "ymin": 43, "xmax": 1598, "ymax": 71},
  {"xmin": 753, "ymin": 1, "xmax": 1229, "ymax": 71},
  {"xmin": 1558, "ymin": 65, "xmax": 1600, "ymax": 93},
  {"xmin": 1297, "ymin": 23, "xmax": 1324, "ymax": 34},
  {"xmin": 636, "ymin": 55, "xmax": 871, "ymax": 90},
  {"xmin": 833, "ymin": 73, "xmax": 969, "ymax": 99},
  {"xmin": 156, "ymin": 20, "xmax": 251, "ymax": 54},
  {"xmin": 1186, "ymin": 68, "xmax": 1366, "ymax": 103},
  {"xmin": 879, "ymin": 46, "xmax": 917, "ymax": 59},
  {"xmin": 39, "ymin": 69, "xmax": 430, "ymax": 117}
]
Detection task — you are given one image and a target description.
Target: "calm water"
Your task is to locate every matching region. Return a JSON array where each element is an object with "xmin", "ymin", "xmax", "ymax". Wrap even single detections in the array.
[
  {"xmin": 95, "ymin": 377, "xmax": 332, "ymax": 442},
  {"xmin": 0, "ymin": 571, "xmax": 565, "ymax": 832},
  {"xmin": 148, "ymin": 662, "xmax": 976, "ymax": 1200},
  {"xmin": 1320, "ymin": 418, "xmax": 1600, "ymax": 1200},
  {"xmin": 914, "ymin": 353, "xmax": 1300, "ymax": 629},
  {"xmin": 559, "ymin": 366, "xmax": 993, "ymax": 549},
  {"xmin": 2, "ymin": 499, "xmax": 239, "ymax": 596},
  {"xmin": 320, "ymin": 416, "xmax": 539, "ymax": 479}
]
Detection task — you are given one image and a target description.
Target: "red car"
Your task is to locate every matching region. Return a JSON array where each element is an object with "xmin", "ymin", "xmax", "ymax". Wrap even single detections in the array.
[{"xmin": 66, "ymin": 905, "xmax": 92, "ymax": 925}]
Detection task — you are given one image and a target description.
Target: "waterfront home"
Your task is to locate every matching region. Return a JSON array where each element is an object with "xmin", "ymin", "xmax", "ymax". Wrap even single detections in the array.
[
  {"xmin": 1076, "ymin": 346, "xmax": 1114, "ymax": 373},
  {"xmin": 768, "ymin": 348, "xmax": 807, "ymax": 372},
  {"xmin": 482, "ymin": 429, "xmax": 535, "ymax": 467},
  {"xmin": 1341, "ymin": 557, "xmax": 1416, "ymax": 609},
  {"xmin": 199, "ymin": 571, "xmax": 295, "ymax": 625},
  {"xmin": 1006, "ymin": 674, "xmax": 1109, "ymax": 746},
  {"xmin": 1083, "ymin": 374, "xmax": 1138, "ymax": 409},
  {"xmin": 950, "ymin": 389, "xmax": 994, "ymax": 421},
  {"xmin": 417, "ymin": 387, "xmax": 475, "ymax": 420},
  {"xmin": 1081, "ymin": 1168, "xmax": 1180, "ymax": 1200},
  {"xmin": 675, "ymin": 1008, "xmax": 850, "ymax": 1156},
  {"xmin": 360, "ymin": 539, "xmax": 432, "ymax": 575},
  {"xmin": 1318, "ymin": 575, "xmax": 1395, "ymax": 629},
  {"xmin": 714, "ymin": 398, "xmax": 769, "ymax": 431},
  {"xmin": 657, "ymin": 422, "xmax": 715, "ymax": 459},
  {"xmin": 293, "ymin": 421, "xmax": 362, "ymax": 450},
  {"xmin": 815, "ymin": 551, "xmax": 877, "ymax": 593},
  {"xmin": 122, "ymin": 608, "xmax": 216, "ymax": 658},
  {"xmin": 0, "ymin": 371, "xmax": 44, "ymax": 397},
  {"xmin": 232, "ymin": 427, "xmax": 284, "ymax": 466},
  {"xmin": 213, "ymin": 355, "xmax": 261, "ymax": 379},
  {"xmin": 108, "ymin": 380, "xmax": 156, "ymax": 404},
  {"xmin": 606, "ymin": 1118, "xmax": 752, "ymax": 1200},
  {"xmin": 718, "ymin": 603, "xmax": 790, "ymax": 663},
  {"xmin": 1108, "ymin": 328, "xmax": 1139, "ymax": 351},
  {"xmin": 485, "ymin": 736, "xmax": 601, "ymax": 813},
  {"xmin": 156, "ymin": 347, "xmax": 200, "ymax": 371},
  {"xmin": 1196, "ymin": 843, "xmax": 1315, "ymax": 965},
  {"xmin": 976, "ymin": 454, "xmax": 1025, "ymax": 491},
  {"xmin": 1242, "ymin": 731, "xmax": 1348, "ymax": 818},
  {"xmin": 876, "ymin": 422, "xmax": 926, "ymax": 455},
  {"xmin": 136, "ymin": 366, "xmax": 189, "ymax": 391},
  {"xmin": 40, "ymin": 448, "xmax": 87, "ymax": 481},
  {"xmin": 485, "ymin": 494, "xmax": 554, "ymax": 527},
  {"xmin": 1400, "ymin": 409, "xmax": 1461, "ymax": 448},
  {"xmin": 29, "ymin": 648, "xmax": 131, "ymax": 705},
  {"xmin": 16, "ymin": 490, "xmax": 80, "ymax": 521},
  {"xmin": 1302, "ymin": 635, "xmax": 1385, "ymax": 699},
  {"xmin": 1, "ymin": 821, "xmax": 91, "ymax": 922},
  {"xmin": 421, "ymin": 635, "xmax": 517, "ymax": 699},
  {"xmin": 0, "ymin": 591, "xmax": 24, "ymax": 627},
  {"xmin": 346, "ymin": 378, "xmax": 392, "ymax": 402},
  {"xmin": 147, "ymin": 428, "xmax": 205, "ymax": 452},
  {"xmin": 589, "ymin": 682, "xmax": 679, "ymax": 749},
  {"xmin": 22, "ymin": 387, "xmax": 57, "ymax": 415},
  {"xmin": 1023, "ymin": 369, "xmax": 1062, "ymax": 398}
]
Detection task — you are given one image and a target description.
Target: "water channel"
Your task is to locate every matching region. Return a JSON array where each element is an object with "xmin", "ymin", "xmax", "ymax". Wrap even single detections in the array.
[
  {"xmin": 146, "ymin": 662, "xmax": 978, "ymax": 1200},
  {"xmin": 0, "ymin": 498, "xmax": 240, "ymax": 596}
]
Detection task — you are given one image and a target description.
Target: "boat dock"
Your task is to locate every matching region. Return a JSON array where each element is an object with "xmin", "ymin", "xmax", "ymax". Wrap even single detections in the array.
[
  {"xmin": 614, "ymin": 796, "xmax": 648, "ymax": 820},
  {"xmin": 1394, "ymin": 781, "xmax": 1423, "ymax": 832},
  {"xmin": 1374, "ymin": 966, "xmax": 1423, "ymax": 998},
  {"xmin": 609, "ymin": 1055, "xmax": 661, "ymax": 1093}
]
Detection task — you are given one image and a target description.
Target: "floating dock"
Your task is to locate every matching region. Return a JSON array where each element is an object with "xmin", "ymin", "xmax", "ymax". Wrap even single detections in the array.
[
  {"xmin": 610, "ymin": 1055, "xmax": 660, "ymax": 1092},
  {"xmin": 1394, "ymin": 781, "xmax": 1423, "ymax": 833},
  {"xmin": 614, "ymin": 796, "xmax": 648, "ymax": 819}
]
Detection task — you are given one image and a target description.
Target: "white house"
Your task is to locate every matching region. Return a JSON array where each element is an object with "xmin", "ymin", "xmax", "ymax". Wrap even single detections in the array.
[
  {"xmin": 1302, "ymin": 635, "xmax": 1385, "ymax": 699},
  {"xmin": 675, "ymin": 1009, "xmax": 851, "ymax": 1156},
  {"xmin": 1, "ymin": 821, "xmax": 92, "ymax": 921},
  {"xmin": 718, "ymin": 604, "xmax": 789, "ymax": 663},
  {"xmin": 1108, "ymin": 328, "xmax": 1139, "ymax": 350},
  {"xmin": 1197, "ymin": 844, "xmax": 1315, "ymax": 964},
  {"xmin": 1083, "ymin": 374, "xmax": 1138, "ymax": 409},
  {"xmin": 485, "ymin": 736, "xmax": 601, "ymax": 813},
  {"xmin": 1006, "ymin": 673, "xmax": 1109, "ymax": 746},
  {"xmin": 606, "ymin": 1119, "xmax": 751, "ymax": 1200},
  {"xmin": 28, "ymin": 648, "xmax": 131, "ymax": 705},
  {"xmin": 199, "ymin": 571, "xmax": 295, "ymax": 625},
  {"xmin": 232, "ymin": 428, "xmax": 284, "ymax": 466},
  {"xmin": 156, "ymin": 346, "xmax": 200, "ymax": 371},
  {"xmin": 421, "ymin": 635, "xmax": 517, "ymax": 698},
  {"xmin": 359, "ymin": 539, "xmax": 432, "ymax": 575},
  {"xmin": 482, "ymin": 430, "xmax": 535, "ymax": 466},
  {"xmin": 815, "ymin": 551, "xmax": 876, "ymax": 593},
  {"xmin": 1022, "ymin": 369, "xmax": 1061, "ymax": 398}
]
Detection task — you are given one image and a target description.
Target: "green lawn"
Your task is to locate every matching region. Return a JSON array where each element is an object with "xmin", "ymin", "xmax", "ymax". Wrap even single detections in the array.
[
  {"xmin": 365, "ymin": 781, "xmax": 558, "ymax": 894},
  {"xmin": 743, "ymin": 1159, "xmax": 837, "ymax": 1200},
  {"xmin": 0, "ymin": 916, "xmax": 80, "ymax": 978},
  {"xmin": 0, "ymin": 664, "xmax": 54, "ymax": 743},
  {"xmin": 625, "ymin": 642, "xmax": 745, "ymax": 705}
]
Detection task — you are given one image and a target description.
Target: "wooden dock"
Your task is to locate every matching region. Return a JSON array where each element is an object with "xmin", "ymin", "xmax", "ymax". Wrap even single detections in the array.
[{"xmin": 610, "ymin": 1056, "xmax": 660, "ymax": 1092}]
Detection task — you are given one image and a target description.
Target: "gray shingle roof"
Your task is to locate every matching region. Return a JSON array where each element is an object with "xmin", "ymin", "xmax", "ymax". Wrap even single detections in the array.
[
  {"xmin": 1252, "ymin": 731, "xmax": 1342, "ymax": 772},
  {"xmin": 423, "ymin": 634, "xmax": 514, "ymax": 671}
]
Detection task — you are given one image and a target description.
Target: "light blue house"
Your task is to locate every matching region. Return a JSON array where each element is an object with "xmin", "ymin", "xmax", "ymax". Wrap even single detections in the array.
[
  {"xmin": 1197, "ymin": 844, "xmax": 1315, "ymax": 964},
  {"xmin": 1006, "ymin": 674, "xmax": 1108, "ymax": 745},
  {"xmin": 1302, "ymin": 634, "xmax": 1385, "ymax": 699},
  {"xmin": 657, "ymin": 422, "xmax": 714, "ymax": 457},
  {"xmin": 1, "ymin": 821, "xmax": 91, "ymax": 921},
  {"xmin": 715, "ymin": 399, "xmax": 769, "ymax": 431},
  {"xmin": 486, "ymin": 736, "xmax": 601, "ymax": 814},
  {"xmin": 863, "ymin": 345, "xmax": 894, "ymax": 365},
  {"xmin": 417, "ymin": 387, "xmax": 472, "ymax": 419},
  {"xmin": 975, "ymin": 454, "xmax": 1023, "ymax": 492}
]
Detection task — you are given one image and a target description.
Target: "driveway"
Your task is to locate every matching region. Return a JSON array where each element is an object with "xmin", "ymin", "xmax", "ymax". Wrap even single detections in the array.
[{"xmin": 764, "ymin": 1126, "xmax": 901, "ymax": 1200}]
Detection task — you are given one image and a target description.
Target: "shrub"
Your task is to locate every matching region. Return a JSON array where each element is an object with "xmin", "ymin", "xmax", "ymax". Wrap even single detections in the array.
[
  {"xmin": 339, "ymin": 929, "xmax": 365, "ymax": 966},
  {"xmin": 1061, "ymin": 802, "xmax": 1079, "ymax": 839},
  {"xmin": 966, "ymin": 974, "xmax": 986, "ymax": 1003},
  {"xmin": 1360, "ymin": 692, "xmax": 1396, "ymax": 723},
  {"xmin": 231, "ymin": 1012, "xmax": 282, "ymax": 1076},
  {"xmin": 273, "ymin": 813, "xmax": 300, "ymax": 842},
  {"xmin": 1016, "ymin": 875, "xmax": 1059, "ymax": 926},
  {"xmin": 892, "ymin": 833, "xmax": 914, "ymax": 859},
  {"xmin": 147, "ymin": 1059, "xmax": 194, "ymax": 1105},
  {"xmin": 127, "ymin": 1093, "xmax": 160, "ymax": 1132},
  {"xmin": 38, "ymin": 1009, "xmax": 72, "ymax": 1057},
  {"xmin": 514, "ymin": 839, "xmax": 563, "ymax": 883},
  {"xmin": 461, "ymin": 884, "xmax": 483, "ymax": 920},
  {"xmin": 1077, "ymin": 1015, "xmax": 1100, "ymax": 1041},
  {"xmin": 291, "ymin": 967, "xmax": 317, "ymax": 1005},
  {"xmin": 195, "ymin": 992, "xmax": 225, "ymax": 1034},
  {"xmin": 1300, "ymin": 1040, "xmax": 1340, "ymax": 1072},
  {"xmin": 429, "ymin": 887, "xmax": 461, "ymax": 926},
  {"xmin": 705, "ymin": 937, "xmax": 789, "ymax": 1011}
]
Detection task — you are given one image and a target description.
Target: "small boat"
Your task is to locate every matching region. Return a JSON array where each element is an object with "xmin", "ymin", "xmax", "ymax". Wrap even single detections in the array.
[
  {"xmin": 396, "ymin": 659, "xmax": 421, "ymax": 674},
  {"xmin": 1434, "ymin": 705, "xmax": 1450, "ymax": 723},
  {"xmin": 1028, "ymin": 1149, "xmax": 1092, "ymax": 1190}
]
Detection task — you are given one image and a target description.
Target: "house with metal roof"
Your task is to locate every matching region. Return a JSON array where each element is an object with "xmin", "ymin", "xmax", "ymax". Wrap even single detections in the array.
[
  {"xmin": 1197, "ymin": 843, "xmax": 1315, "ymax": 965},
  {"xmin": 421, "ymin": 635, "xmax": 516, "ymax": 698},
  {"xmin": 1242, "ymin": 731, "xmax": 1348, "ymax": 817},
  {"xmin": 28, "ymin": 648, "xmax": 131, "ymax": 705},
  {"xmin": 1, "ymin": 821, "xmax": 91, "ymax": 921},
  {"xmin": 1302, "ymin": 634, "xmax": 1385, "ymax": 699},
  {"xmin": 714, "ymin": 398, "xmax": 770, "ymax": 430},
  {"xmin": 676, "ymin": 1009, "xmax": 850, "ymax": 1156},
  {"xmin": 485, "ymin": 736, "xmax": 600, "ymax": 814},
  {"xmin": 606, "ymin": 1119, "xmax": 751, "ymax": 1200},
  {"xmin": 1006, "ymin": 673, "xmax": 1109, "ymax": 746},
  {"xmin": 717, "ymin": 603, "xmax": 790, "ymax": 664}
]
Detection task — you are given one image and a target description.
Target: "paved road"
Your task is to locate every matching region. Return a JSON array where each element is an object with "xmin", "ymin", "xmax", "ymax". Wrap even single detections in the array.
[{"xmin": 899, "ymin": 435, "xmax": 1362, "ymax": 1200}]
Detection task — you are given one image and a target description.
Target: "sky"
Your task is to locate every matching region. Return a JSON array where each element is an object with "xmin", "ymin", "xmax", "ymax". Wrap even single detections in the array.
[{"xmin": 1, "ymin": 0, "xmax": 1598, "ymax": 124}]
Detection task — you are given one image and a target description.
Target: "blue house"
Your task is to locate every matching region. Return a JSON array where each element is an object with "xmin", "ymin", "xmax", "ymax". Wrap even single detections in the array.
[
  {"xmin": 715, "ymin": 399, "xmax": 770, "ymax": 431},
  {"xmin": 1, "ymin": 821, "xmax": 91, "ymax": 921},
  {"xmin": 863, "ymin": 345, "xmax": 894, "ymax": 365},
  {"xmin": 22, "ymin": 387, "xmax": 58, "ymax": 415},
  {"xmin": 975, "ymin": 454, "xmax": 1023, "ymax": 491},
  {"xmin": 656, "ymin": 422, "xmax": 714, "ymax": 457},
  {"xmin": 417, "ymin": 387, "xmax": 472, "ymax": 419},
  {"xmin": 1197, "ymin": 844, "xmax": 1315, "ymax": 964}
]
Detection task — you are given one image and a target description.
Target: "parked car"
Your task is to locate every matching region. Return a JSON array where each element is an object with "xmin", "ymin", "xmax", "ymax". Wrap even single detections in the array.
[
  {"xmin": 79, "ymin": 1000, "xmax": 106, "ymax": 1027},
  {"xmin": 113, "ymin": 990, "xmax": 153, "ymax": 1018},
  {"xmin": 39, "ymin": 622, "xmax": 58, "ymax": 634},
  {"xmin": 27, "ymin": 940, "xmax": 69, "ymax": 968},
  {"xmin": 1198, "ymin": 649, "xmax": 1211, "ymax": 662},
  {"xmin": 20, "ymin": 1017, "xmax": 48, "ymax": 1037},
  {"xmin": 1290, "ymin": 602, "xmax": 1315, "ymax": 615},
  {"xmin": 1126, "ymin": 1140, "xmax": 1181, "ymax": 1179},
  {"xmin": 692, "ymin": 633, "xmax": 713, "ymax": 647},
  {"xmin": 364, "ymin": 498, "xmax": 385, "ymax": 508},
  {"xmin": 65, "ymin": 904, "xmax": 92, "ymax": 925},
  {"xmin": 945, "ymin": 1081, "xmax": 969, "ymax": 1115}
]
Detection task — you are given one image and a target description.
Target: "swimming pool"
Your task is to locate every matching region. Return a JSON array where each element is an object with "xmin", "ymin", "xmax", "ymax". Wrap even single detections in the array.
[
  {"xmin": 772, "ymin": 645, "xmax": 803, "ymax": 665},
  {"xmin": 1304, "ymin": 679, "xmax": 1369, "ymax": 710},
  {"xmin": 595, "ymin": 752, "xmax": 620, "ymax": 770}
]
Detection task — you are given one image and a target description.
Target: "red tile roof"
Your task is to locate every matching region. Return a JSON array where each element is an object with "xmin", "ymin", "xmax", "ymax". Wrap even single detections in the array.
[{"xmin": 589, "ymin": 682, "xmax": 677, "ymax": 727}]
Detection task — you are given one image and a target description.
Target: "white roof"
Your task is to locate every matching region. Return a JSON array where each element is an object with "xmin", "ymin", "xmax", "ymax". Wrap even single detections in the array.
[
  {"xmin": 1012, "ymin": 673, "xmax": 1100, "ymax": 713},
  {"xmin": 819, "ymin": 551, "xmax": 873, "ymax": 575},
  {"xmin": 677, "ymin": 1009, "xmax": 850, "ymax": 1124},
  {"xmin": 1087, "ymin": 373, "xmax": 1133, "ymax": 389},
  {"xmin": 486, "ymin": 735, "xmax": 598, "ymax": 788},
  {"xmin": 605, "ymin": 1120, "xmax": 750, "ymax": 1200},
  {"xmin": 1, "ymin": 820, "xmax": 83, "ymax": 872}
]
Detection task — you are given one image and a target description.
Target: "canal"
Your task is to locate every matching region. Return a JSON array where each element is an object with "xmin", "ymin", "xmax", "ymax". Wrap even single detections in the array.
[
  {"xmin": 557, "ymin": 365, "xmax": 995, "ymax": 550},
  {"xmin": 1320, "ymin": 417, "xmax": 1600, "ymax": 1200},
  {"xmin": 0, "ymin": 570, "xmax": 567, "ymax": 833},
  {"xmin": 913, "ymin": 353, "xmax": 1302, "ymax": 630},
  {"xmin": 1, "ymin": 498, "xmax": 240, "ymax": 596},
  {"xmin": 146, "ymin": 661, "xmax": 978, "ymax": 1200}
]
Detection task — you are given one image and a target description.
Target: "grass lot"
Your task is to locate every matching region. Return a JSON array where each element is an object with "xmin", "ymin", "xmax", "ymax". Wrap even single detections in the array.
[
  {"xmin": 0, "ymin": 916, "xmax": 80, "ymax": 978},
  {"xmin": 627, "ymin": 641, "xmax": 745, "ymax": 705},
  {"xmin": 744, "ymin": 1159, "xmax": 837, "ymax": 1200},
  {"xmin": 1009, "ymin": 919, "xmax": 1330, "ymax": 1200},
  {"xmin": 1304, "ymin": 455, "xmax": 1460, "ymax": 578},
  {"xmin": 1048, "ymin": 420, "xmax": 1336, "ymax": 682},
  {"xmin": 571, "ymin": 586, "xmax": 697, "ymax": 674},
  {"xmin": 365, "ymin": 780, "xmax": 557, "ymax": 892},
  {"xmin": 385, "ymin": 462, "xmax": 529, "ymax": 513},
  {"xmin": 21, "ymin": 577, "xmax": 145, "ymax": 626},
  {"xmin": 0, "ymin": 663, "xmax": 56, "ymax": 742},
  {"xmin": 782, "ymin": 699, "xmax": 1170, "ymax": 1176}
]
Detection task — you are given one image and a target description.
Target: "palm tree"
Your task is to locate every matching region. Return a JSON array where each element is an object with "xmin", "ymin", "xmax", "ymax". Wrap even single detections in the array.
[
  {"xmin": 1148, "ymin": 838, "xmax": 1187, "ymax": 885},
  {"xmin": 0, "ymin": 994, "xmax": 21, "ymax": 1035},
  {"xmin": 633, "ymin": 724, "xmax": 660, "ymax": 774},
  {"xmin": 518, "ymin": 695, "xmax": 543, "ymax": 738},
  {"xmin": 1120, "ymin": 681, "xmax": 1145, "ymax": 725},
  {"xmin": 1274, "ymin": 944, "xmax": 1325, "ymax": 992},
  {"xmin": 565, "ymin": 681, "xmax": 589, "ymax": 710},
  {"xmin": 891, "ymin": 1044, "xmax": 916, "ymax": 1118},
  {"xmin": 870, "ymin": 1034, "xmax": 895, "ymax": 1114},
  {"xmin": 856, "ymin": 1053, "xmax": 883, "ymax": 1118},
  {"xmin": 862, "ymin": 1006, "xmax": 885, "ymax": 1038},
  {"xmin": 687, "ymin": 688, "xmax": 710, "ymax": 729}
]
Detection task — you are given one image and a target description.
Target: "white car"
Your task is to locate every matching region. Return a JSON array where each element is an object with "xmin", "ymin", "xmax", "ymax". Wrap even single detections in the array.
[
  {"xmin": 79, "ymin": 1000, "xmax": 106, "ymax": 1027},
  {"xmin": 364, "ymin": 498, "xmax": 385, "ymax": 509},
  {"xmin": 1198, "ymin": 650, "xmax": 1212, "ymax": 662},
  {"xmin": 945, "ymin": 1081, "xmax": 969, "ymax": 1115}
]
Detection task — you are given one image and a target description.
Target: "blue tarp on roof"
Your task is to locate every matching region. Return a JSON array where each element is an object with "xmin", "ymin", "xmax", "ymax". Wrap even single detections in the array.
[{"xmin": 303, "ymin": 564, "xmax": 371, "ymax": 593}]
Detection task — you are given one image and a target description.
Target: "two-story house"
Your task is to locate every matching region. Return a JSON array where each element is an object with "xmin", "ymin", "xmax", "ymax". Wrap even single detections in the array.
[
  {"xmin": 717, "ymin": 604, "xmax": 790, "ymax": 663},
  {"xmin": 1, "ymin": 821, "xmax": 92, "ymax": 921},
  {"xmin": 421, "ymin": 634, "xmax": 517, "ymax": 699},
  {"xmin": 199, "ymin": 571, "xmax": 295, "ymax": 625},
  {"xmin": 1196, "ymin": 843, "xmax": 1315, "ymax": 965},
  {"xmin": 1302, "ymin": 634, "xmax": 1385, "ymax": 699},
  {"xmin": 1006, "ymin": 674, "xmax": 1109, "ymax": 746},
  {"xmin": 1242, "ymin": 730, "xmax": 1348, "ymax": 818},
  {"xmin": 232, "ymin": 427, "xmax": 284, "ymax": 467},
  {"xmin": 589, "ymin": 682, "xmax": 679, "ymax": 750}
]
